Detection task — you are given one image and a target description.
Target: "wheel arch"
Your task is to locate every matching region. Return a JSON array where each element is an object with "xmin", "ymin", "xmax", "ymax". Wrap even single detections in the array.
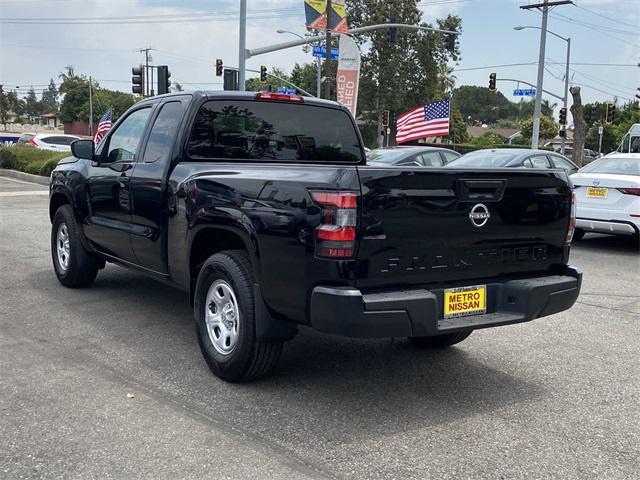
[{"xmin": 188, "ymin": 224, "xmax": 262, "ymax": 305}]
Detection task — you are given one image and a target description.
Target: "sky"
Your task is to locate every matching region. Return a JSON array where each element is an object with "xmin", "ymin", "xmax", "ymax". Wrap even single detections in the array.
[{"xmin": 0, "ymin": 0, "xmax": 638, "ymax": 114}]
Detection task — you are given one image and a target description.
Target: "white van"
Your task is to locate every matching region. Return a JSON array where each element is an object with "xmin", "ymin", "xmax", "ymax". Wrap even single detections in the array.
[{"xmin": 617, "ymin": 123, "xmax": 640, "ymax": 154}]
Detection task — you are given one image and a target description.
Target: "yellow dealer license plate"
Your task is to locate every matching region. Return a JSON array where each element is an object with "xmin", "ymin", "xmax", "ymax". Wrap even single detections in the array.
[
  {"xmin": 444, "ymin": 285, "xmax": 487, "ymax": 319},
  {"xmin": 586, "ymin": 187, "xmax": 608, "ymax": 199}
]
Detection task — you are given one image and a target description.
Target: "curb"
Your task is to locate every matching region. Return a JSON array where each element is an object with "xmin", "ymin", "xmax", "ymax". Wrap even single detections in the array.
[{"xmin": 0, "ymin": 168, "xmax": 49, "ymax": 186}]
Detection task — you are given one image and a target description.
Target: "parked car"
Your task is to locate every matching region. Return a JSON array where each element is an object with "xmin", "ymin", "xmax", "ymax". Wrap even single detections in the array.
[
  {"xmin": 30, "ymin": 133, "xmax": 83, "ymax": 152},
  {"xmin": 366, "ymin": 146, "xmax": 460, "ymax": 166},
  {"xmin": 560, "ymin": 147, "xmax": 599, "ymax": 165},
  {"xmin": 17, "ymin": 133, "xmax": 36, "ymax": 145},
  {"xmin": 49, "ymin": 91, "xmax": 581, "ymax": 382},
  {"xmin": 447, "ymin": 148, "xmax": 579, "ymax": 174},
  {"xmin": 571, "ymin": 153, "xmax": 640, "ymax": 242}
]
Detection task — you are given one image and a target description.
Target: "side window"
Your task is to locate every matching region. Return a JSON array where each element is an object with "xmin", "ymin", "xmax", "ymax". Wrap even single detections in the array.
[
  {"xmin": 551, "ymin": 156, "xmax": 575, "ymax": 170},
  {"xmin": 142, "ymin": 101, "xmax": 187, "ymax": 164},
  {"xmin": 106, "ymin": 108, "xmax": 152, "ymax": 162},
  {"xmin": 522, "ymin": 159, "xmax": 534, "ymax": 168},
  {"xmin": 417, "ymin": 151, "xmax": 444, "ymax": 166},
  {"xmin": 529, "ymin": 155, "xmax": 551, "ymax": 168},
  {"xmin": 442, "ymin": 151, "xmax": 459, "ymax": 163}
]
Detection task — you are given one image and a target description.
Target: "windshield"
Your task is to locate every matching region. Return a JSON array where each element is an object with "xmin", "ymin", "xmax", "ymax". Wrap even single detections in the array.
[
  {"xmin": 366, "ymin": 149, "xmax": 412, "ymax": 164},
  {"xmin": 579, "ymin": 156, "xmax": 640, "ymax": 176},
  {"xmin": 446, "ymin": 150, "xmax": 516, "ymax": 168}
]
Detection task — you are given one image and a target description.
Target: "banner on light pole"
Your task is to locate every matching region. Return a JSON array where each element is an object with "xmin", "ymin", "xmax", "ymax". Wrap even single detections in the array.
[
  {"xmin": 336, "ymin": 34, "xmax": 360, "ymax": 115},
  {"xmin": 304, "ymin": 0, "xmax": 349, "ymax": 33}
]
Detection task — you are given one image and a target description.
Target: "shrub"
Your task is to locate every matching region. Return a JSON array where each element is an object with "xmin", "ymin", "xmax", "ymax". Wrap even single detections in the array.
[{"xmin": 0, "ymin": 145, "xmax": 68, "ymax": 176}]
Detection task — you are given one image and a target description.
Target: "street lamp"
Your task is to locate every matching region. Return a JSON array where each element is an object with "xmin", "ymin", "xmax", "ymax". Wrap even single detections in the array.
[
  {"xmin": 515, "ymin": 25, "xmax": 571, "ymax": 154},
  {"xmin": 276, "ymin": 30, "xmax": 322, "ymax": 98}
]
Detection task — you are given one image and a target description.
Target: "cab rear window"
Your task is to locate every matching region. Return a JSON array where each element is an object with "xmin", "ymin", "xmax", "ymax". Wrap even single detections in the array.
[{"xmin": 186, "ymin": 100, "xmax": 362, "ymax": 163}]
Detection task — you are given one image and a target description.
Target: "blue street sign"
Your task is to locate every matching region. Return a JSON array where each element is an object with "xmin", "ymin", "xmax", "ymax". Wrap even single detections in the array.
[
  {"xmin": 277, "ymin": 87, "xmax": 297, "ymax": 94},
  {"xmin": 312, "ymin": 44, "xmax": 339, "ymax": 60},
  {"xmin": 513, "ymin": 88, "xmax": 536, "ymax": 97}
]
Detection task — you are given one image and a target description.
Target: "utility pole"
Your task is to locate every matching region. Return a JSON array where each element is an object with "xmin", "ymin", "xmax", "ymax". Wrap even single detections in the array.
[
  {"xmin": 88, "ymin": 76, "xmax": 93, "ymax": 136},
  {"xmin": 137, "ymin": 47, "xmax": 153, "ymax": 97},
  {"xmin": 238, "ymin": 0, "xmax": 247, "ymax": 91},
  {"xmin": 520, "ymin": 1, "xmax": 572, "ymax": 149},
  {"xmin": 324, "ymin": 0, "xmax": 332, "ymax": 99},
  {"xmin": 560, "ymin": 37, "xmax": 571, "ymax": 154}
]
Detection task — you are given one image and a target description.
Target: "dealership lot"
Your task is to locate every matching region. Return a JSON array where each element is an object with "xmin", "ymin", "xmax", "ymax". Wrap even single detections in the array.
[{"xmin": 0, "ymin": 176, "xmax": 638, "ymax": 480}]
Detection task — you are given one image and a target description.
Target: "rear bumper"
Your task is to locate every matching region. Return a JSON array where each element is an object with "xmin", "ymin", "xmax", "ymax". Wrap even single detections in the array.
[
  {"xmin": 576, "ymin": 218, "xmax": 639, "ymax": 236},
  {"xmin": 309, "ymin": 266, "xmax": 582, "ymax": 338}
]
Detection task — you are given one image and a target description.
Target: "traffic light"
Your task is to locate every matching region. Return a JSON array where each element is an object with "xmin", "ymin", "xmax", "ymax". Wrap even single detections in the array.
[
  {"xmin": 590, "ymin": 104, "xmax": 598, "ymax": 124},
  {"xmin": 387, "ymin": 16, "xmax": 397, "ymax": 44},
  {"xmin": 381, "ymin": 110, "xmax": 390, "ymax": 127},
  {"xmin": 157, "ymin": 65, "xmax": 171, "ymax": 95},
  {"xmin": 605, "ymin": 102, "xmax": 615, "ymax": 124},
  {"xmin": 132, "ymin": 65, "xmax": 145, "ymax": 95},
  {"xmin": 445, "ymin": 34, "xmax": 456, "ymax": 53},
  {"xmin": 489, "ymin": 73, "xmax": 496, "ymax": 91},
  {"xmin": 216, "ymin": 59, "xmax": 223, "ymax": 77},
  {"xmin": 260, "ymin": 66, "xmax": 268, "ymax": 82},
  {"xmin": 558, "ymin": 107, "xmax": 567, "ymax": 126}
]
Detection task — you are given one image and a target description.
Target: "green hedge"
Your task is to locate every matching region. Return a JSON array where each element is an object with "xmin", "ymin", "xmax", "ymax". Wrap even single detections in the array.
[{"xmin": 0, "ymin": 146, "xmax": 68, "ymax": 176}]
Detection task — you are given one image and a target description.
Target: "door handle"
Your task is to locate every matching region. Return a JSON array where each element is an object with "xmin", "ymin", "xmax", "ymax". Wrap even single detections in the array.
[{"xmin": 455, "ymin": 179, "xmax": 507, "ymax": 202}]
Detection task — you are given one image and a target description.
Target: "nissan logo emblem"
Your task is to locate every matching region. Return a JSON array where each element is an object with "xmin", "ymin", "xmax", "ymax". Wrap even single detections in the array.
[{"xmin": 469, "ymin": 203, "xmax": 490, "ymax": 228}]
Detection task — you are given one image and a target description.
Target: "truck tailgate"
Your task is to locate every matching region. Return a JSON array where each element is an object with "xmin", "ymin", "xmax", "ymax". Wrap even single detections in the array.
[{"xmin": 354, "ymin": 167, "xmax": 571, "ymax": 290}]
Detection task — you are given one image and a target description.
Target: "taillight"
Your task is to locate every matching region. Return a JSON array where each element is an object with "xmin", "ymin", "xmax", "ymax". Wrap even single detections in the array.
[
  {"xmin": 617, "ymin": 188, "xmax": 640, "ymax": 196},
  {"xmin": 28, "ymin": 138, "xmax": 37, "ymax": 146},
  {"xmin": 567, "ymin": 191, "xmax": 577, "ymax": 244},
  {"xmin": 310, "ymin": 190, "xmax": 358, "ymax": 259},
  {"xmin": 255, "ymin": 92, "xmax": 304, "ymax": 103}
]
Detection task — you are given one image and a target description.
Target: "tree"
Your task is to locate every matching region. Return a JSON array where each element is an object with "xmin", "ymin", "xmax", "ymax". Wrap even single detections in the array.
[
  {"xmin": 59, "ymin": 66, "xmax": 91, "ymax": 123},
  {"xmin": 24, "ymin": 87, "xmax": 44, "ymax": 118},
  {"xmin": 570, "ymin": 86, "xmax": 587, "ymax": 167},
  {"xmin": 244, "ymin": 67, "xmax": 292, "ymax": 92},
  {"xmin": 0, "ymin": 85, "xmax": 9, "ymax": 130},
  {"xmin": 41, "ymin": 78, "xmax": 59, "ymax": 111},
  {"xmin": 345, "ymin": 1, "xmax": 462, "ymax": 141},
  {"xmin": 290, "ymin": 62, "xmax": 322, "ymax": 96},
  {"xmin": 172, "ymin": 82, "xmax": 184, "ymax": 92},
  {"xmin": 452, "ymin": 86, "xmax": 518, "ymax": 125},
  {"xmin": 520, "ymin": 115, "xmax": 558, "ymax": 143},
  {"xmin": 445, "ymin": 107, "xmax": 469, "ymax": 144}
]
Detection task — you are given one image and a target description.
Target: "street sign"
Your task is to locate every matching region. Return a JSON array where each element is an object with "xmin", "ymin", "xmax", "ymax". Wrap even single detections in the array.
[
  {"xmin": 277, "ymin": 87, "xmax": 297, "ymax": 94},
  {"xmin": 312, "ymin": 44, "xmax": 339, "ymax": 60},
  {"xmin": 513, "ymin": 88, "xmax": 536, "ymax": 97}
]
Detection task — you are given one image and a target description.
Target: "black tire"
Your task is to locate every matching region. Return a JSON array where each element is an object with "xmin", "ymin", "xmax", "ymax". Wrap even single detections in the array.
[
  {"xmin": 409, "ymin": 331, "xmax": 472, "ymax": 348},
  {"xmin": 572, "ymin": 228, "xmax": 586, "ymax": 242},
  {"xmin": 194, "ymin": 250, "xmax": 282, "ymax": 383},
  {"xmin": 51, "ymin": 205, "xmax": 99, "ymax": 288}
]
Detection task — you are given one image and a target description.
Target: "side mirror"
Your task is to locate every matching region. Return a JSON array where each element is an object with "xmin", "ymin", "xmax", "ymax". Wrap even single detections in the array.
[{"xmin": 70, "ymin": 139, "xmax": 95, "ymax": 161}]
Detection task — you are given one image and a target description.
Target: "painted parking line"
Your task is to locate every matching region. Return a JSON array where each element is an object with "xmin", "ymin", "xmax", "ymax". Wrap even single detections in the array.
[{"xmin": 0, "ymin": 191, "xmax": 49, "ymax": 197}]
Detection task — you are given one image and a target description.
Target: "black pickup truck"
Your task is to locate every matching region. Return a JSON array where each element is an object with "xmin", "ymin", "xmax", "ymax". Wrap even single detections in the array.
[{"xmin": 50, "ymin": 91, "xmax": 582, "ymax": 382}]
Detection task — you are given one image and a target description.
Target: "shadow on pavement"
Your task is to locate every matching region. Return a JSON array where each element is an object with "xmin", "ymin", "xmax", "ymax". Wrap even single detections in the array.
[
  {"xmin": 28, "ymin": 265, "xmax": 544, "ymax": 441},
  {"xmin": 573, "ymin": 233, "xmax": 639, "ymax": 254}
]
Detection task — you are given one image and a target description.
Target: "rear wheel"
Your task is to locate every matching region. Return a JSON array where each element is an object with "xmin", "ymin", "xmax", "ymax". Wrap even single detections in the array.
[
  {"xmin": 51, "ymin": 205, "xmax": 99, "ymax": 288},
  {"xmin": 194, "ymin": 250, "xmax": 283, "ymax": 382},
  {"xmin": 409, "ymin": 331, "xmax": 472, "ymax": 348}
]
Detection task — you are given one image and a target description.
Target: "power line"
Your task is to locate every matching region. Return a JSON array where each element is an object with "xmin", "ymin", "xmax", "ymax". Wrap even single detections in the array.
[
  {"xmin": 0, "ymin": 8, "xmax": 300, "ymax": 24},
  {"xmin": 572, "ymin": 4, "xmax": 639, "ymax": 31}
]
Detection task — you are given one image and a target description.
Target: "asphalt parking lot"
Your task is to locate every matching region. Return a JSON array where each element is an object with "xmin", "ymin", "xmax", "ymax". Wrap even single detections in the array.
[{"xmin": 1, "ymin": 175, "xmax": 638, "ymax": 480}]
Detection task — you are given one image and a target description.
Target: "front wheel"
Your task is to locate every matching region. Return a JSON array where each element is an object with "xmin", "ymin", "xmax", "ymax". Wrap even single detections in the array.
[
  {"xmin": 51, "ymin": 205, "xmax": 99, "ymax": 288},
  {"xmin": 194, "ymin": 250, "xmax": 282, "ymax": 383},
  {"xmin": 409, "ymin": 331, "xmax": 472, "ymax": 348}
]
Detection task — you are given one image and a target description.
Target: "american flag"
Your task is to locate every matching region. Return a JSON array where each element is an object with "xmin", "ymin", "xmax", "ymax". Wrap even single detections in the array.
[
  {"xmin": 93, "ymin": 108, "xmax": 112, "ymax": 144},
  {"xmin": 396, "ymin": 98, "xmax": 450, "ymax": 144}
]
